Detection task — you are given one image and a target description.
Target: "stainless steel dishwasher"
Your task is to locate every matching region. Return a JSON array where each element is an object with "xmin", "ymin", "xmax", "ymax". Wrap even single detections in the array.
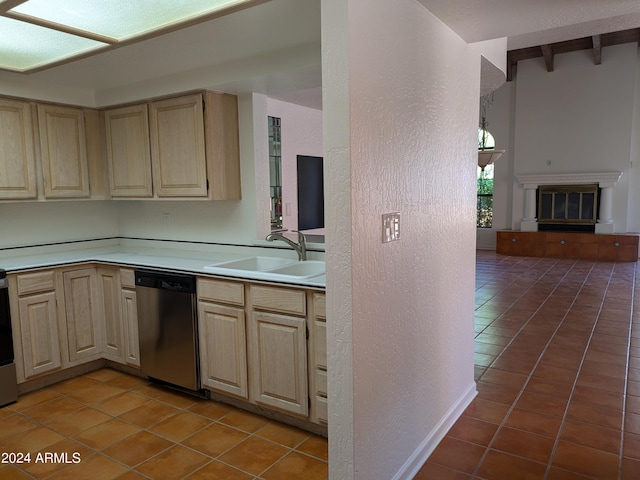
[{"xmin": 135, "ymin": 270, "xmax": 200, "ymax": 392}]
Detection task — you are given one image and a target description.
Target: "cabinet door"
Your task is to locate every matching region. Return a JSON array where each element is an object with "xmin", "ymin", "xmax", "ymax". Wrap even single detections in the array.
[
  {"xmin": 198, "ymin": 301, "xmax": 247, "ymax": 398},
  {"xmin": 97, "ymin": 268, "xmax": 125, "ymax": 363},
  {"xmin": 149, "ymin": 94, "xmax": 208, "ymax": 197},
  {"xmin": 62, "ymin": 268, "xmax": 102, "ymax": 365},
  {"xmin": 37, "ymin": 104, "xmax": 89, "ymax": 198},
  {"xmin": 0, "ymin": 98, "xmax": 37, "ymax": 199},
  {"xmin": 18, "ymin": 292, "xmax": 62, "ymax": 379},
  {"xmin": 121, "ymin": 288, "xmax": 140, "ymax": 367},
  {"xmin": 248, "ymin": 311, "xmax": 308, "ymax": 416},
  {"xmin": 104, "ymin": 104, "xmax": 153, "ymax": 198}
]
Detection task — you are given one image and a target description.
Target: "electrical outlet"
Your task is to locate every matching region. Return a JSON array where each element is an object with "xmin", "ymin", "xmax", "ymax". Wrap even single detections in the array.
[{"xmin": 382, "ymin": 212, "xmax": 400, "ymax": 243}]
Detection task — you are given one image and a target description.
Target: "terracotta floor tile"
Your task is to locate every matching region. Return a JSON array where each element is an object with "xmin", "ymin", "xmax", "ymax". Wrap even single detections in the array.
[
  {"xmin": 426, "ymin": 437, "xmax": 485, "ymax": 474},
  {"xmin": 545, "ymin": 466, "xmax": 602, "ymax": 479},
  {"xmin": 117, "ymin": 399, "xmax": 180, "ymax": 428},
  {"xmin": 504, "ymin": 408, "xmax": 563, "ymax": 437},
  {"xmin": 102, "ymin": 431, "xmax": 173, "ymax": 467},
  {"xmin": 256, "ymin": 421, "xmax": 311, "ymax": 448},
  {"xmin": 566, "ymin": 402, "xmax": 623, "ymax": 430},
  {"xmin": 447, "ymin": 416, "xmax": 499, "ymax": 446},
  {"xmin": 219, "ymin": 436, "xmax": 289, "ymax": 476},
  {"xmin": 576, "ymin": 371, "xmax": 626, "ymax": 394},
  {"xmin": 533, "ymin": 364, "xmax": 578, "ymax": 384},
  {"xmin": 5, "ymin": 426, "xmax": 64, "ymax": 453},
  {"xmin": 46, "ymin": 453, "xmax": 128, "ymax": 480},
  {"xmin": 218, "ymin": 409, "xmax": 270, "ymax": 433},
  {"xmin": 183, "ymin": 422, "xmax": 248, "ymax": 457},
  {"xmin": 0, "ymin": 413, "xmax": 39, "ymax": 442},
  {"xmin": 516, "ymin": 390, "xmax": 569, "ymax": 417},
  {"xmin": 551, "ymin": 440, "xmax": 620, "ymax": 478},
  {"xmin": 91, "ymin": 391, "xmax": 149, "ymax": 416},
  {"xmin": 67, "ymin": 383, "xmax": 125, "ymax": 404},
  {"xmin": 479, "ymin": 368, "xmax": 528, "ymax": 389},
  {"xmin": 23, "ymin": 396, "xmax": 84, "ymax": 423},
  {"xmin": 622, "ymin": 456, "xmax": 640, "ymax": 479},
  {"xmin": 73, "ymin": 418, "xmax": 142, "ymax": 450},
  {"xmin": 187, "ymin": 400, "xmax": 235, "ymax": 420},
  {"xmin": 8, "ymin": 388, "xmax": 61, "ymax": 412},
  {"xmin": 129, "ymin": 382, "xmax": 167, "ymax": 399},
  {"xmin": 491, "ymin": 427, "xmax": 555, "ymax": 463},
  {"xmin": 183, "ymin": 460, "xmax": 253, "ymax": 479},
  {"xmin": 155, "ymin": 389, "xmax": 199, "ymax": 409},
  {"xmin": 524, "ymin": 376, "xmax": 573, "ymax": 399},
  {"xmin": 624, "ymin": 432, "xmax": 640, "ymax": 460},
  {"xmin": 475, "ymin": 381, "xmax": 521, "ymax": 404},
  {"xmin": 476, "ymin": 449, "xmax": 547, "ymax": 479},
  {"xmin": 19, "ymin": 438, "xmax": 93, "ymax": 478},
  {"xmin": 150, "ymin": 411, "xmax": 211, "ymax": 442},
  {"xmin": 560, "ymin": 420, "xmax": 620, "ymax": 454},
  {"xmin": 414, "ymin": 461, "xmax": 471, "ymax": 479},
  {"xmin": 463, "ymin": 398, "xmax": 511, "ymax": 424},
  {"xmin": 0, "ymin": 464, "xmax": 34, "ymax": 480},
  {"xmin": 262, "ymin": 451, "xmax": 328, "ymax": 480},
  {"xmin": 571, "ymin": 384, "xmax": 624, "ymax": 411},
  {"xmin": 625, "ymin": 411, "xmax": 640, "ymax": 435},
  {"xmin": 105, "ymin": 374, "xmax": 148, "ymax": 389},
  {"xmin": 296, "ymin": 435, "xmax": 329, "ymax": 461},
  {"xmin": 84, "ymin": 368, "xmax": 123, "ymax": 382},
  {"xmin": 46, "ymin": 406, "xmax": 111, "ymax": 436},
  {"xmin": 136, "ymin": 445, "xmax": 209, "ymax": 480},
  {"xmin": 48, "ymin": 376, "xmax": 102, "ymax": 394}
]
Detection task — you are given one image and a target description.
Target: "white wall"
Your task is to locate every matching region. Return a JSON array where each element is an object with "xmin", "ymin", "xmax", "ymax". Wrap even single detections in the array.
[
  {"xmin": 323, "ymin": 0, "xmax": 480, "ymax": 478},
  {"xmin": 267, "ymin": 97, "xmax": 323, "ymax": 232},
  {"xmin": 478, "ymin": 42, "xmax": 640, "ymax": 249},
  {"xmin": 0, "ymin": 201, "xmax": 118, "ymax": 249}
]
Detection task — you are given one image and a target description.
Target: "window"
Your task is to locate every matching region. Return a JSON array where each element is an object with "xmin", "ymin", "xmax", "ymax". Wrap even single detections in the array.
[
  {"xmin": 268, "ymin": 116, "xmax": 282, "ymax": 230},
  {"xmin": 477, "ymin": 164, "xmax": 493, "ymax": 228}
]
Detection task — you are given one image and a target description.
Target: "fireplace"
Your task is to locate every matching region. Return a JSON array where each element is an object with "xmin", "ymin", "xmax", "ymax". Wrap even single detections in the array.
[
  {"xmin": 516, "ymin": 172, "xmax": 622, "ymax": 234},
  {"xmin": 537, "ymin": 184, "xmax": 598, "ymax": 233}
]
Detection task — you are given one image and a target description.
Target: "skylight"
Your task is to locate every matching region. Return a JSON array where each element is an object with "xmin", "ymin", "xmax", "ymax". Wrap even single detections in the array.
[{"xmin": 0, "ymin": 0, "xmax": 261, "ymax": 73}]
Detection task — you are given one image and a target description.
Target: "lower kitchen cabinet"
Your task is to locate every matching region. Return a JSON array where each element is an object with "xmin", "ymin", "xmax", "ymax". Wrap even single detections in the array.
[
  {"xmin": 248, "ymin": 310, "xmax": 309, "ymax": 416},
  {"xmin": 9, "ymin": 270, "xmax": 62, "ymax": 382},
  {"xmin": 309, "ymin": 292, "xmax": 327, "ymax": 424},
  {"xmin": 97, "ymin": 267, "xmax": 125, "ymax": 364},
  {"xmin": 120, "ymin": 268, "xmax": 140, "ymax": 367},
  {"xmin": 60, "ymin": 268, "xmax": 103, "ymax": 366},
  {"xmin": 198, "ymin": 301, "xmax": 248, "ymax": 398}
]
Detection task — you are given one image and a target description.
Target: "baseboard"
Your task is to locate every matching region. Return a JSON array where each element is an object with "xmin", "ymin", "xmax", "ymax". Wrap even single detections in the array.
[{"xmin": 391, "ymin": 381, "xmax": 478, "ymax": 480}]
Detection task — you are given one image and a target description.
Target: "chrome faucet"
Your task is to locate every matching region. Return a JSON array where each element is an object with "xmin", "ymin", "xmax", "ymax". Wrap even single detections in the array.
[{"xmin": 265, "ymin": 230, "xmax": 307, "ymax": 261}]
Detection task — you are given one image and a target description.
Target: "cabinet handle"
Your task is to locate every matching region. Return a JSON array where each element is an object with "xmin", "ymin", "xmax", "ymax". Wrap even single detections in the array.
[
  {"xmin": 511, "ymin": 238, "xmax": 517, "ymax": 243},
  {"xmin": 614, "ymin": 242, "xmax": 621, "ymax": 247},
  {"xmin": 560, "ymin": 240, "xmax": 566, "ymax": 245}
]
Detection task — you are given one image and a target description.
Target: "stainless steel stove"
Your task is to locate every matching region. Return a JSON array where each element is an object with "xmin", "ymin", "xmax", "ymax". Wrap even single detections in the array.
[{"xmin": 0, "ymin": 269, "xmax": 18, "ymax": 407}]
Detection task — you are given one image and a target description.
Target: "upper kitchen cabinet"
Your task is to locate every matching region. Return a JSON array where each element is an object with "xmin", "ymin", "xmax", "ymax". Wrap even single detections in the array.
[
  {"xmin": 0, "ymin": 98, "xmax": 37, "ymax": 200},
  {"xmin": 104, "ymin": 104, "xmax": 153, "ymax": 198},
  {"xmin": 37, "ymin": 104, "xmax": 90, "ymax": 199},
  {"xmin": 104, "ymin": 91, "xmax": 241, "ymax": 200}
]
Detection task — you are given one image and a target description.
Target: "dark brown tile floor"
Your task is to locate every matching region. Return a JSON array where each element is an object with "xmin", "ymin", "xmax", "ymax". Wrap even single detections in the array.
[
  {"xmin": 417, "ymin": 250, "xmax": 640, "ymax": 479},
  {"xmin": 0, "ymin": 369, "xmax": 328, "ymax": 479}
]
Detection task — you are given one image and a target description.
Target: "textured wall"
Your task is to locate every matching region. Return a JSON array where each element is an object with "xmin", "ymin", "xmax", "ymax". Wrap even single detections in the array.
[{"xmin": 324, "ymin": 0, "xmax": 479, "ymax": 478}]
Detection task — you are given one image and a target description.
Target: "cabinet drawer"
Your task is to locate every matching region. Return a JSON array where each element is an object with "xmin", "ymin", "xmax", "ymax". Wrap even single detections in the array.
[
  {"xmin": 120, "ymin": 268, "xmax": 135, "ymax": 289},
  {"xmin": 16, "ymin": 270, "xmax": 56, "ymax": 295},
  {"xmin": 250, "ymin": 285, "xmax": 305, "ymax": 316},
  {"xmin": 198, "ymin": 278, "xmax": 244, "ymax": 306},
  {"xmin": 316, "ymin": 395, "xmax": 328, "ymax": 424},
  {"xmin": 313, "ymin": 293, "xmax": 326, "ymax": 319},
  {"xmin": 316, "ymin": 368, "xmax": 327, "ymax": 396}
]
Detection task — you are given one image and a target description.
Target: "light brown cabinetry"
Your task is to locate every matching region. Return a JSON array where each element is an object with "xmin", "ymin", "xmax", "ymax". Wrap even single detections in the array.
[
  {"xmin": 97, "ymin": 267, "xmax": 125, "ymax": 363},
  {"xmin": 103, "ymin": 91, "xmax": 240, "ymax": 200},
  {"xmin": 104, "ymin": 104, "xmax": 153, "ymax": 198},
  {"xmin": 8, "ymin": 270, "xmax": 62, "ymax": 382},
  {"xmin": 197, "ymin": 278, "xmax": 247, "ymax": 399},
  {"xmin": 0, "ymin": 98, "xmax": 37, "ymax": 199},
  {"xmin": 59, "ymin": 268, "xmax": 103, "ymax": 366},
  {"xmin": 309, "ymin": 292, "xmax": 327, "ymax": 424},
  {"xmin": 37, "ymin": 104, "xmax": 90, "ymax": 198},
  {"xmin": 120, "ymin": 268, "xmax": 140, "ymax": 367},
  {"xmin": 248, "ymin": 284, "xmax": 308, "ymax": 417}
]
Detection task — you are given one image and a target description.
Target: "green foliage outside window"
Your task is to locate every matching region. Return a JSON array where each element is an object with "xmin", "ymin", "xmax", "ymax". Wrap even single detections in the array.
[{"xmin": 477, "ymin": 165, "xmax": 493, "ymax": 228}]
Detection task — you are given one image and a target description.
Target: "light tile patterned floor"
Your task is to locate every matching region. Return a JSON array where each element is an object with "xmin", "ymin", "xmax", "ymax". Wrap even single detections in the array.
[
  {"xmin": 417, "ymin": 251, "xmax": 640, "ymax": 479},
  {"xmin": 0, "ymin": 369, "xmax": 328, "ymax": 480}
]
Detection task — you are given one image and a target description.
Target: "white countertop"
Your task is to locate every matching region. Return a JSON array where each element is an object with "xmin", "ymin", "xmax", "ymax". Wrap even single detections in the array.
[{"xmin": 1, "ymin": 246, "xmax": 326, "ymax": 289}]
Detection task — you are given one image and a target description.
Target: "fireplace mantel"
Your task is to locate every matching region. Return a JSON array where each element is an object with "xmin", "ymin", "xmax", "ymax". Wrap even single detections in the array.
[
  {"xmin": 516, "ymin": 171, "xmax": 623, "ymax": 234},
  {"xmin": 516, "ymin": 172, "xmax": 623, "ymax": 188}
]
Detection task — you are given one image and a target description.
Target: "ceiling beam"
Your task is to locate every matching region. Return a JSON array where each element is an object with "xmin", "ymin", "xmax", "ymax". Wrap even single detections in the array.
[
  {"xmin": 540, "ymin": 45, "xmax": 554, "ymax": 72},
  {"xmin": 592, "ymin": 35, "xmax": 602, "ymax": 65}
]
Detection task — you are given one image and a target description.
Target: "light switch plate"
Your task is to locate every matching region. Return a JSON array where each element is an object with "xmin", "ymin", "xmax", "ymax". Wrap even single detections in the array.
[{"xmin": 382, "ymin": 212, "xmax": 400, "ymax": 243}]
